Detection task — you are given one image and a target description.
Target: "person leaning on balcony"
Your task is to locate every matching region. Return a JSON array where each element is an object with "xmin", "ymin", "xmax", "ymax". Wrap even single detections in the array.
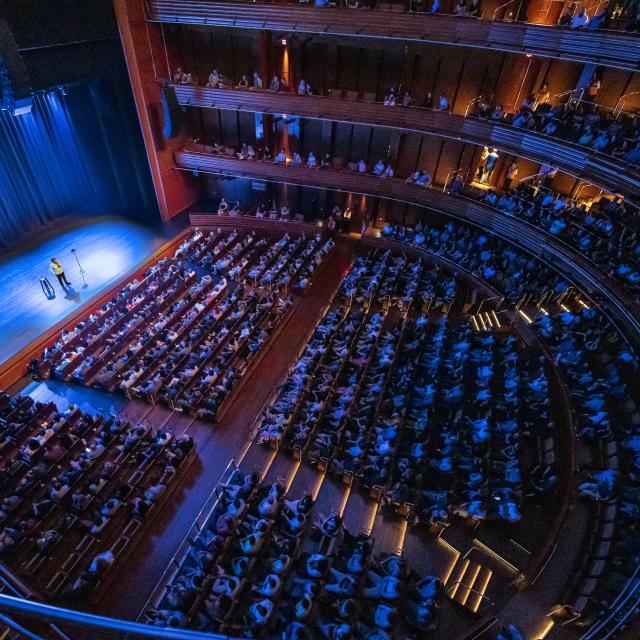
[
  {"xmin": 490, "ymin": 105, "xmax": 504, "ymax": 121},
  {"xmin": 453, "ymin": 0, "xmax": 468, "ymax": 15},
  {"xmin": 468, "ymin": 0, "xmax": 482, "ymax": 17},
  {"xmin": 570, "ymin": 8, "xmax": 589, "ymax": 28},
  {"xmin": 251, "ymin": 72, "xmax": 263, "ymax": 90},
  {"xmin": 269, "ymin": 75, "xmax": 281, "ymax": 92},
  {"xmin": 207, "ymin": 69, "xmax": 222, "ymax": 88}
]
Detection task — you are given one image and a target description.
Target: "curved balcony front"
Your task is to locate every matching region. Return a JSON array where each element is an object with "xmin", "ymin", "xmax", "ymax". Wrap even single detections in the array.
[
  {"xmin": 147, "ymin": 1, "xmax": 640, "ymax": 71},
  {"xmin": 173, "ymin": 85, "xmax": 640, "ymax": 202},
  {"xmin": 174, "ymin": 147, "xmax": 640, "ymax": 346}
]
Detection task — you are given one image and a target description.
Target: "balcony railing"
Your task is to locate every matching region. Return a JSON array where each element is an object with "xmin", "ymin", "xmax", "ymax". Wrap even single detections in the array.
[
  {"xmin": 171, "ymin": 84, "xmax": 640, "ymax": 202},
  {"xmin": 174, "ymin": 147, "xmax": 640, "ymax": 353},
  {"xmin": 146, "ymin": 1, "xmax": 640, "ymax": 71}
]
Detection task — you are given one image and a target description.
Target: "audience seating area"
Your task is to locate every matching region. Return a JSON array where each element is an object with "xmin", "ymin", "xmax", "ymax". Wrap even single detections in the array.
[
  {"xmin": 7, "ymin": 216, "xmax": 640, "ymax": 638},
  {"xmin": 147, "ymin": 1, "xmax": 640, "ymax": 71},
  {"xmin": 0, "ymin": 391, "xmax": 195, "ymax": 600},
  {"xmin": 144, "ymin": 466, "xmax": 442, "ymax": 637},
  {"xmin": 32, "ymin": 228, "xmax": 334, "ymax": 422},
  {"xmin": 255, "ymin": 249, "xmax": 557, "ymax": 533}
]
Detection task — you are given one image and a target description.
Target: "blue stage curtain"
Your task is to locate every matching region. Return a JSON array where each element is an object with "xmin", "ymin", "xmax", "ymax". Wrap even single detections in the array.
[
  {"xmin": 0, "ymin": 91, "xmax": 95, "ymax": 247},
  {"xmin": 0, "ymin": 79, "xmax": 157, "ymax": 249}
]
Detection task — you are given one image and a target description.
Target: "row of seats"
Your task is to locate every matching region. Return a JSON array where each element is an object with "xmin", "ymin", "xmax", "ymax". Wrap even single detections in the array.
[
  {"xmin": 146, "ymin": 468, "xmax": 441, "ymax": 638},
  {"xmin": 0, "ymin": 391, "xmax": 196, "ymax": 600},
  {"xmin": 485, "ymin": 184, "xmax": 640, "ymax": 294},
  {"xmin": 33, "ymin": 229, "xmax": 334, "ymax": 421},
  {"xmin": 381, "ymin": 220, "xmax": 563, "ymax": 302},
  {"xmin": 535, "ymin": 305, "xmax": 640, "ymax": 617},
  {"xmin": 255, "ymin": 249, "xmax": 555, "ymax": 526}
]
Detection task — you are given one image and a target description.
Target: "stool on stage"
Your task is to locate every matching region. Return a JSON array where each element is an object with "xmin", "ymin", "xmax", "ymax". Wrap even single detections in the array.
[{"xmin": 40, "ymin": 277, "xmax": 55, "ymax": 300}]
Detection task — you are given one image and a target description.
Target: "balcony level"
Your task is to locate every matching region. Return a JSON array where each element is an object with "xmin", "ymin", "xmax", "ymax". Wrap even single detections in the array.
[
  {"xmin": 147, "ymin": 1, "xmax": 640, "ymax": 71},
  {"xmin": 174, "ymin": 85, "xmax": 640, "ymax": 202},
  {"xmin": 174, "ymin": 147, "xmax": 640, "ymax": 347}
]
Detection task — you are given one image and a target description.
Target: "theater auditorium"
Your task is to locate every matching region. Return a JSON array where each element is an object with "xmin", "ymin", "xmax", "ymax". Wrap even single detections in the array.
[{"xmin": 0, "ymin": 0, "xmax": 638, "ymax": 638}]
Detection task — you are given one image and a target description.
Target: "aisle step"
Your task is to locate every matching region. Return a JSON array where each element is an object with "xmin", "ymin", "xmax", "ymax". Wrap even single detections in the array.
[{"xmin": 445, "ymin": 553, "xmax": 494, "ymax": 614}]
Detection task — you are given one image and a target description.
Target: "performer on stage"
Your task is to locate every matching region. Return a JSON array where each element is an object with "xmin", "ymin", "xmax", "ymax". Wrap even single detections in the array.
[{"xmin": 49, "ymin": 257, "xmax": 71, "ymax": 290}]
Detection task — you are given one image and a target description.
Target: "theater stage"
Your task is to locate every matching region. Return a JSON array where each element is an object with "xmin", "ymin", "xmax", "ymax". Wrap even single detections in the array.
[{"xmin": 0, "ymin": 216, "xmax": 164, "ymax": 367}]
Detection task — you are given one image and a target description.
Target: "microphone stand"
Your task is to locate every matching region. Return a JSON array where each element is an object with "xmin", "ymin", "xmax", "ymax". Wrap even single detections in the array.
[{"xmin": 71, "ymin": 248, "xmax": 88, "ymax": 289}]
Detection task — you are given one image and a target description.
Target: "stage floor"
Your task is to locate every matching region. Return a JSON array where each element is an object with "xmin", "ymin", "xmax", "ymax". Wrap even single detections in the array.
[{"xmin": 0, "ymin": 216, "xmax": 164, "ymax": 366}]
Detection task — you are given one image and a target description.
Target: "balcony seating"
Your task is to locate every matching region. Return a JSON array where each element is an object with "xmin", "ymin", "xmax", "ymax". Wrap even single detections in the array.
[
  {"xmin": 172, "ymin": 85, "xmax": 640, "ymax": 200},
  {"xmin": 147, "ymin": 1, "xmax": 640, "ymax": 71}
]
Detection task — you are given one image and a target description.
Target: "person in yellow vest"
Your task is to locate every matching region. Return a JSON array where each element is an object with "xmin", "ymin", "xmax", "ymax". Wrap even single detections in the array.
[{"xmin": 50, "ymin": 258, "xmax": 71, "ymax": 290}]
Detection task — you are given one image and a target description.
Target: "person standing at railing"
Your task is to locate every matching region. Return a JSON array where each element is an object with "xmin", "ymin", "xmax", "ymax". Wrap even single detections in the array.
[
  {"xmin": 476, "ymin": 146, "xmax": 489, "ymax": 181},
  {"xmin": 504, "ymin": 161, "xmax": 518, "ymax": 191},
  {"xmin": 480, "ymin": 148, "xmax": 499, "ymax": 184}
]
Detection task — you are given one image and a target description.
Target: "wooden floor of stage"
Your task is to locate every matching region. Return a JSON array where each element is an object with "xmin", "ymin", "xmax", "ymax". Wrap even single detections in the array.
[{"xmin": 0, "ymin": 216, "xmax": 164, "ymax": 366}]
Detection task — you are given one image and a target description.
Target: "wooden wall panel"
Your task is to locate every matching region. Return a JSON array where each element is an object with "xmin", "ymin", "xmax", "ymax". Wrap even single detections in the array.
[
  {"xmin": 597, "ymin": 68, "xmax": 637, "ymax": 111},
  {"xmin": 541, "ymin": 59, "xmax": 582, "ymax": 102},
  {"xmin": 114, "ymin": 0, "xmax": 199, "ymax": 221},
  {"xmin": 433, "ymin": 139, "xmax": 465, "ymax": 186}
]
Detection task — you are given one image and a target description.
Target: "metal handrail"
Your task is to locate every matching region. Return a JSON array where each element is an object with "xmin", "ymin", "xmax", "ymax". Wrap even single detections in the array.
[
  {"xmin": 464, "ymin": 92, "xmax": 494, "ymax": 117},
  {"xmin": 579, "ymin": 563, "xmax": 640, "ymax": 640},
  {"xmin": 443, "ymin": 167, "xmax": 470, "ymax": 192},
  {"xmin": 0, "ymin": 594, "xmax": 246, "ymax": 639},
  {"xmin": 614, "ymin": 91, "xmax": 639, "ymax": 118},
  {"xmin": 445, "ymin": 581, "xmax": 494, "ymax": 607},
  {"xmin": 492, "ymin": 0, "xmax": 522, "ymax": 21}
]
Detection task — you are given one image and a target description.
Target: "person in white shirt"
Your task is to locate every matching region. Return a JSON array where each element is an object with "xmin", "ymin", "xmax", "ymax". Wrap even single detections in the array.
[
  {"xmin": 438, "ymin": 94, "xmax": 449, "ymax": 111},
  {"xmin": 307, "ymin": 152, "xmax": 317, "ymax": 168},
  {"xmin": 357, "ymin": 159, "xmax": 367, "ymax": 173},
  {"xmin": 297, "ymin": 79, "xmax": 307, "ymax": 95},
  {"xmin": 275, "ymin": 149, "xmax": 287, "ymax": 163},
  {"xmin": 383, "ymin": 165, "xmax": 394, "ymax": 178},
  {"xmin": 373, "ymin": 160, "xmax": 385, "ymax": 176},
  {"xmin": 207, "ymin": 69, "xmax": 221, "ymax": 88}
]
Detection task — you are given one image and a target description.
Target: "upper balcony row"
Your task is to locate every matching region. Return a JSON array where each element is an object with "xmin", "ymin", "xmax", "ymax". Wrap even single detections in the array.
[
  {"xmin": 146, "ymin": 0, "xmax": 640, "ymax": 71},
  {"xmin": 173, "ymin": 84, "xmax": 640, "ymax": 201}
]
